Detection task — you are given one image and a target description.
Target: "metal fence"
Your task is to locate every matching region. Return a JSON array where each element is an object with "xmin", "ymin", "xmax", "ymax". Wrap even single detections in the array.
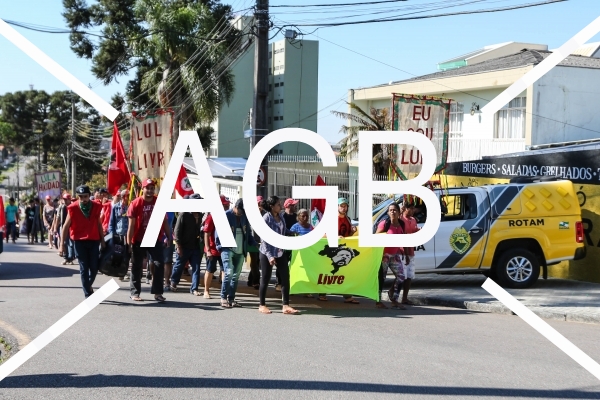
[{"xmin": 267, "ymin": 166, "xmax": 388, "ymax": 220}]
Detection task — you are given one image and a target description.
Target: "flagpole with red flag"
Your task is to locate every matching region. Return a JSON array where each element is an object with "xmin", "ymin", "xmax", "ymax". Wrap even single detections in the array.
[
  {"xmin": 107, "ymin": 122, "xmax": 131, "ymax": 196},
  {"xmin": 310, "ymin": 175, "xmax": 326, "ymax": 227},
  {"xmin": 175, "ymin": 166, "xmax": 195, "ymax": 198}
]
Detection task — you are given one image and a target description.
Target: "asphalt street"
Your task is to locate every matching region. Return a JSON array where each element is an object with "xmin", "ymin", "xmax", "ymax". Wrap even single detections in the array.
[{"xmin": 1, "ymin": 243, "xmax": 600, "ymax": 399}]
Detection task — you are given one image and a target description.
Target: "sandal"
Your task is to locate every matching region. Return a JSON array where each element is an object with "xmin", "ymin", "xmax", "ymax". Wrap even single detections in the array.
[
  {"xmin": 376, "ymin": 302, "xmax": 388, "ymax": 309},
  {"xmin": 318, "ymin": 296, "xmax": 328, "ymax": 301},
  {"xmin": 203, "ymin": 293, "xmax": 211, "ymax": 299},
  {"xmin": 391, "ymin": 302, "xmax": 406, "ymax": 310},
  {"xmin": 401, "ymin": 300, "xmax": 415, "ymax": 306},
  {"xmin": 221, "ymin": 299, "xmax": 231, "ymax": 308},
  {"xmin": 169, "ymin": 285, "xmax": 177, "ymax": 292},
  {"xmin": 192, "ymin": 290, "xmax": 201, "ymax": 296},
  {"xmin": 154, "ymin": 295, "xmax": 166, "ymax": 302},
  {"xmin": 130, "ymin": 296, "xmax": 143, "ymax": 302},
  {"xmin": 344, "ymin": 298, "xmax": 360, "ymax": 304},
  {"xmin": 229, "ymin": 301, "xmax": 242, "ymax": 308},
  {"xmin": 283, "ymin": 307, "xmax": 300, "ymax": 315}
]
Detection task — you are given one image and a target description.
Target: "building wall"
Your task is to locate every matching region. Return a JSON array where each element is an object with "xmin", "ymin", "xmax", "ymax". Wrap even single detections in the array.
[
  {"xmin": 532, "ymin": 66, "xmax": 600, "ymax": 145},
  {"xmin": 213, "ymin": 37, "xmax": 319, "ymax": 158}
]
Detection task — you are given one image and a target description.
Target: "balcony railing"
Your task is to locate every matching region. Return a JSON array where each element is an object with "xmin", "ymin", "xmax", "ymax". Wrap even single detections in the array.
[{"xmin": 447, "ymin": 137, "xmax": 527, "ymax": 162}]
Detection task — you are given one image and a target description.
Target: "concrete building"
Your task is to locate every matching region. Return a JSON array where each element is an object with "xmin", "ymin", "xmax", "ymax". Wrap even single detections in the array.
[
  {"xmin": 346, "ymin": 42, "xmax": 600, "ymax": 164},
  {"xmin": 210, "ymin": 17, "xmax": 319, "ymax": 158}
]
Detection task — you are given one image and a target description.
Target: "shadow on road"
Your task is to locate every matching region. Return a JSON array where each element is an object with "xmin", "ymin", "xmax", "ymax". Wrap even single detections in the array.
[
  {"xmin": 0, "ymin": 263, "xmax": 78, "ymax": 280},
  {"xmin": 1, "ymin": 374, "xmax": 598, "ymax": 398}
]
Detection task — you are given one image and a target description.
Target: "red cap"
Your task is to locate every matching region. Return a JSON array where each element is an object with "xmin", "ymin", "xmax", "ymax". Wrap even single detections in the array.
[
  {"xmin": 62, "ymin": 193, "xmax": 71, "ymax": 200},
  {"xmin": 142, "ymin": 178, "xmax": 156, "ymax": 188},
  {"xmin": 284, "ymin": 198, "xmax": 299, "ymax": 208},
  {"xmin": 220, "ymin": 194, "xmax": 230, "ymax": 205},
  {"xmin": 256, "ymin": 196, "xmax": 263, "ymax": 202}
]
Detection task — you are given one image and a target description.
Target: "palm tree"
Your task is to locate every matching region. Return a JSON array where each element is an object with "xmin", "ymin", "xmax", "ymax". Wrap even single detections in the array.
[
  {"xmin": 331, "ymin": 102, "xmax": 391, "ymax": 175},
  {"xmin": 136, "ymin": 0, "xmax": 237, "ymax": 143}
]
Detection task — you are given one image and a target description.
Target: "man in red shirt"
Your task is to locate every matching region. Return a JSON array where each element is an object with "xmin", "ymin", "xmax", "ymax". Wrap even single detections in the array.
[
  {"xmin": 99, "ymin": 188, "xmax": 112, "ymax": 235},
  {"xmin": 127, "ymin": 178, "xmax": 172, "ymax": 302},
  {"xmin": 202, "ymin": 194, "xmax": 229, "ymax": 299},
  {"xmin": 60, "ymin": 185, "xmax": 105, "ymax": 298}
]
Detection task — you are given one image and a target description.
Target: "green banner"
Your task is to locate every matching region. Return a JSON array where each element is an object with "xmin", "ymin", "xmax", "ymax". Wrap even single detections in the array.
[{"xmin": 290, "ymin": 237, "xmax": 383, "ymax": 300}]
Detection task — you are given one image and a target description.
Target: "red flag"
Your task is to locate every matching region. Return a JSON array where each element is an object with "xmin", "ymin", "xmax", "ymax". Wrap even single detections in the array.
[
  {"xmin": 310, "ymin": 175, "xmax": 326, "ymax": 225},
  {"xmin": 0, "ymin": 197, "xmax": 5, "ymax": 232},
  {"xmin": 175, "ymin": 166, "xmax": 195, "ymax": 197},
  {"xmin": 107, "ymin": 122, "xmax": 130, "ymax": 196}
]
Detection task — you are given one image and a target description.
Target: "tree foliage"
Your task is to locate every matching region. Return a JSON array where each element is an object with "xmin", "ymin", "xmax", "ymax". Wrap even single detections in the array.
[{"xmin": 63, "ymin": 0, "xmax": 240, "ymax": 142}]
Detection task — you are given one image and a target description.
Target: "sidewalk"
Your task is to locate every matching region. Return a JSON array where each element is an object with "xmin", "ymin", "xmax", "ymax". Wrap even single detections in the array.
[{"xmin": 404, "ymin": 274, "xmax": 600, "ymax": 324}]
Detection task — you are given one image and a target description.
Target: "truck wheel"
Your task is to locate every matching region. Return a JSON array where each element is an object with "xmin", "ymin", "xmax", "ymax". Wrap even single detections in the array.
[{"xmin": 495, "ymin": 248, "xmax": 540, "ymax": 289}]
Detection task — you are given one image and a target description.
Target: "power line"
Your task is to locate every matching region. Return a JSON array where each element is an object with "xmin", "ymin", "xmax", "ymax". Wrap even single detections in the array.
[{"xmin": 272, "ymin": 0, "xmax": 408, "ymax": 7}]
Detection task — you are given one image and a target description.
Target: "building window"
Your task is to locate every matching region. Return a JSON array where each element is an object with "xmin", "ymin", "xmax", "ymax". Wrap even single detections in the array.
[
  {"xmin": 269, "ymin": 84, "xmax": 272, "ymax": 92},
  {"xmin": 274, "ymin": 116, "xmax": 279, "ymax": 121},
  {"xmin": 280, "ymin": 82, "xmax": 284, "ymax": 87},
  {"xmin": 449, "ymin": 102, "xmax": 464, "ymax": 137},
  {"xmin": 495, "ymin": 97, "xmax": 526, "ymax": 139},
  {"xmin": 274, "ymin": 99, "xmax": 279, "ymax": 104},
  {"xmin": 279, "ymin": 98, "xmax": 284, "ymax": 104},
  {"xmin": 274, "ymin": 82, "xmax": 279, "ymax": 87}
]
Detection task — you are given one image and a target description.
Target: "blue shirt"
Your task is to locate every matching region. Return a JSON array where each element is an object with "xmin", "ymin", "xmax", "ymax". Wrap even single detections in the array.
[
  {"xmin": 5, "ymin": 204, "xmax": 18, "ymax": 223},
  {"xmin": 290, "ymin": 223, "xmax": 312, "ymax": 236},
  {"xmin": 108, "ymin": 201, "xmax": 129, "ymax": 235}
]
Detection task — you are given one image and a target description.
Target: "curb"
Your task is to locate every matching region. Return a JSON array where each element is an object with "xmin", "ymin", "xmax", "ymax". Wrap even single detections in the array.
[{"xmin": 409, "ymin": 295, "xmax": 600, "ymax": 325}]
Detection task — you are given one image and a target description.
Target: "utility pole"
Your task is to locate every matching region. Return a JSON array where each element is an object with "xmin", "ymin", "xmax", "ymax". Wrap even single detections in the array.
[
  {"xmin": 15, "ymin": 154, "xmax": 19, "ymax": 201},
  {"xmin": 251, "ymin": 0, "xmax": 269, "ymax": 198},
  {"xmin": 71, "ymin": 93, "xmax": 76, "ymax": 194}
]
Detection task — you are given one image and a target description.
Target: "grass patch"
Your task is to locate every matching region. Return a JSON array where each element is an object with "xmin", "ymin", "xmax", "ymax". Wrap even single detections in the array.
[{"xmin": 0, "ymin": 336, "xmax": 12, "ymax": 364}]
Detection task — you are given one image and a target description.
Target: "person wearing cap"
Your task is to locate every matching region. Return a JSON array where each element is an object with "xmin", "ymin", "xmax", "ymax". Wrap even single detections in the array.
[
  {"xmin": 215, "ymin": 198, "xmax": 257, "ymax": 308},
  {"xmin": 108, "ymin": 189, "xmax": 131, "ymax": 280},
  {"xmin": 202, "ymin": 194, "xmax": 229, "ymax": 298},
  {"xmin": 53, "ymin": 192, "xmax": 75, "ymax": 265},
  {"xmin": 61, "ymin": 185, "xmax": 105, "ymax": 298},
  {"xmin": 246, "ymin": 196, "xmax": 266, "ymax": 290},
  {"xmin": 127, "ymin": 178, "xmax": 172, "ymax": 302},
  {"xmin": 170, "ymin": 193, "xmax": 204, "ymax": 295},
  {"xmin": 318, "ymin": 198, "xmax": 360, "ymax": 304},
  {"xmin": 258, "ymin": 195, "xmax": 299, "ymax": 315}
]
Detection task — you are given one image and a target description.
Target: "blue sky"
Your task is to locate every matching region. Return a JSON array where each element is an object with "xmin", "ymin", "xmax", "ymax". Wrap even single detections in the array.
[{"xmin": 1, "ymin": 0, "xmax": 599, "ymax": 145}]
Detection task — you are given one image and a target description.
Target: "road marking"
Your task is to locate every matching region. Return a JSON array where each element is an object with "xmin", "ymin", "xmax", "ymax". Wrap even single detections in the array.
[
  {"xmin": 0, "ymin": 18, "xmax": 119, "ymax": 121},
  {"xmin": 482, "ymin": 15, "xmax": 600, "ymax": 116},
  {"xmin": 0, "ymin": 319, "xmax": 30, "ymax": 350},
  {"xmin": 482, "ymin": 278, "xmax": 600, "ymax": 381},
  {"xmin": 0, "ymin": 279, "xmax": 119, "ymax": 382}
]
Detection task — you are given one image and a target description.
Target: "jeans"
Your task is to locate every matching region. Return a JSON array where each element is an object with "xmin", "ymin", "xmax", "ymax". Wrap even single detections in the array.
[
  {"xmin": 63, "ymin": 237, "xmax": 75, "ymax": 261},
  {"xmin": 131, "ymin": 241, "xmax": 165, "ymax": 296},
  {"xmin": 171, "ymin": 247, "xmax": 202, "ymax": 292},
  {"xmin": 220, "ymin": 250, "xmax": 245, "ymax": 302},
  {"xmin": 73, "ymin": 240, "xmax": 100, "ymax": 298},
  {"xmin": 259, "ymin": 252, "xmax": 290, "ymax": 306},
  {"xmin": 5, "ymin": 221, "xmax": 16, "ymax": 241}
]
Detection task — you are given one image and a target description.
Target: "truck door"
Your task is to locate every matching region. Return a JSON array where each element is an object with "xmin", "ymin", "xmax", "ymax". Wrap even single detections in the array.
[{"xmin": 434, "ymin": 189, "xmax": 489, "ymax": 269}]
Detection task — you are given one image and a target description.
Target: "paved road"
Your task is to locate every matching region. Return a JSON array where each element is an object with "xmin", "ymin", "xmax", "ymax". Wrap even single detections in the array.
[{"xmin": 1, "ymin": 243, "xmax": 600, "ymax": 399}]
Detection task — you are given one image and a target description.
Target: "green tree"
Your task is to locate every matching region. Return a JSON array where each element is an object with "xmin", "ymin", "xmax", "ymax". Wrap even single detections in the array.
[
  {"xmin": 63, "ymin": 0, "xmax": 239, "ymax": 143},
  {"xmin": 331, "ymin": 103, "xmax": 391, "ymax": 176}
]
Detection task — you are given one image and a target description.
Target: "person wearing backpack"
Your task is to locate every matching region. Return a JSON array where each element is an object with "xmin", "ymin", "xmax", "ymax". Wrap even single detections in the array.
[{"xmin": 375, "ymin": 202, "xmax": 406, "ymax": 309}]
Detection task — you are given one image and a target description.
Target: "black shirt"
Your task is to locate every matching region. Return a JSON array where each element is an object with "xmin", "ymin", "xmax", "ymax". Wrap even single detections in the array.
[
  {"xmin": 173, "ymin": 212, "xmax": 204, "ymax": 249},
  {"xmin": 283, "ymin": 212, "xmax": 297, "ymax": 232}
]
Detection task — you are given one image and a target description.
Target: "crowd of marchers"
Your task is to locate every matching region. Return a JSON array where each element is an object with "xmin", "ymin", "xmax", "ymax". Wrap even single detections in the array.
[{"xmin": 5, "ymin": 179, "xmax": 421, "ymax": 313}]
